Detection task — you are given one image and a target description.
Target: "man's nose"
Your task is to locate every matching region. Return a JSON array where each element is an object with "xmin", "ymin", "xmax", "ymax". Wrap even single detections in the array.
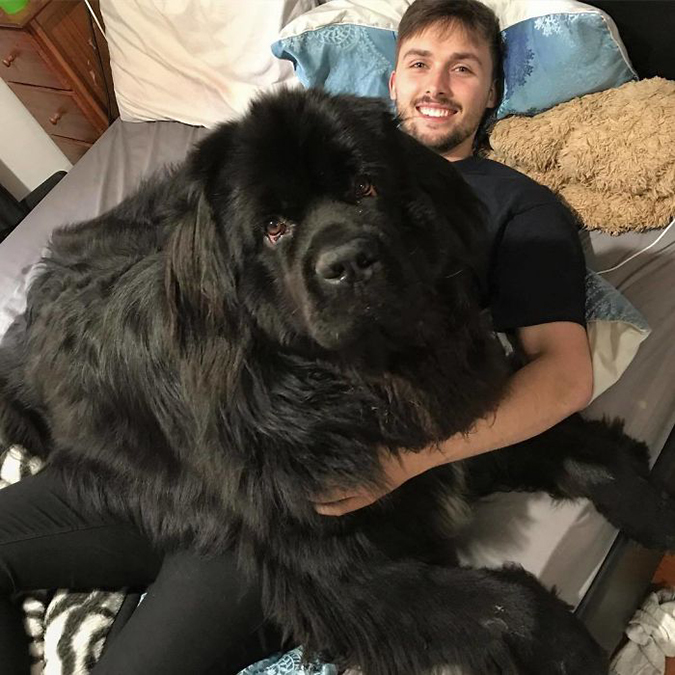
[{"xmin": 426, "ymin": 69, "xmax": 451, "ymax": 98}]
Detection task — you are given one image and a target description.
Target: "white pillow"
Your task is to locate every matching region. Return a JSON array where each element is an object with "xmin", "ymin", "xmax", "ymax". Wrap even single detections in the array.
[
  {"xmin": 587, "ymin": 320, "xmax": 650, "ymax": 402},
  {"xmin": 100, "ymin": 0, "xmax": 317, "ymax": 127},
  {"xmin": 585, "ymin": 271, "xmax": 651, "ymax": 402}
]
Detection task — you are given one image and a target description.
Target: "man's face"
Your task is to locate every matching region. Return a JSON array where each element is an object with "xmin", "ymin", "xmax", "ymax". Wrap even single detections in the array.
[{"xmin": 389, "ymin": 23, "xmax": 497, "ymax": 161}]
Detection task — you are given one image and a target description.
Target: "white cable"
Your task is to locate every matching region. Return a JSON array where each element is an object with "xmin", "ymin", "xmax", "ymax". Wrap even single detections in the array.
[
  {"xmin": 597, "ymin": 217, "xmax": 675, "ymax": 275},
  {"xmin": 83, "ymin": 0, "xmax": 107, "ymax": 41}
]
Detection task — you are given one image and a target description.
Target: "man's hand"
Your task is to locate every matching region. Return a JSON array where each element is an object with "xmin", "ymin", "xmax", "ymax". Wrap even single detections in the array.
[{"xmin": 312, "ymin": 447, "xmax": 439, "ymax": 516}]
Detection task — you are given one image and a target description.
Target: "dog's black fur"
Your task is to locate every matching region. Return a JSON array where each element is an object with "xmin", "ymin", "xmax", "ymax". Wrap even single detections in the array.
[{"xmin": 1, "ymin": 89, "xmax": 673, "ymax": 675}]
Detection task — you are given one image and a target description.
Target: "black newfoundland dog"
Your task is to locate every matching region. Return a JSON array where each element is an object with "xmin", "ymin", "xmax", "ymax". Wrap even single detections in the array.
[{"xmin": 1, "ymin": 89, "xmax": 673, "ymax": 675}]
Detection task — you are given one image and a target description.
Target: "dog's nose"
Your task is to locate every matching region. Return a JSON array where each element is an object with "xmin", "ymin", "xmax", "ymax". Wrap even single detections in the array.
[{"xmin": 315, "ymin": 239, "xmax": 380, "ymax": 286}]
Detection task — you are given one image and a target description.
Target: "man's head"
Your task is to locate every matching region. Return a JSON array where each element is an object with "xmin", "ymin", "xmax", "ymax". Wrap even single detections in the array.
[{"xmin": 389, "ymin": 0, "xmax": 504, "ymax": 161}]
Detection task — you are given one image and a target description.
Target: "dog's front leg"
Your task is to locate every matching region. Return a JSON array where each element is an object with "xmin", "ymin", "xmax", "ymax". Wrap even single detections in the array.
[
  {"xmin": 268, "ymin": 558, "xmax": 607, "ymax": 675},
  {"xmin": 464, "ymin": 414, "xmax": 675, "ymax": 552}
]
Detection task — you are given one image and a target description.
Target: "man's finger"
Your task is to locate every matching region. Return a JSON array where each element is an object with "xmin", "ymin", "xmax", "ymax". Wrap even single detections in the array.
[
  {"xmin": 314, "ymin": 496, "xmax": 374, "ymax": 516},
  {"xmin": 311, "ymin": 493, "xmax": 353, "ymax": 506}
]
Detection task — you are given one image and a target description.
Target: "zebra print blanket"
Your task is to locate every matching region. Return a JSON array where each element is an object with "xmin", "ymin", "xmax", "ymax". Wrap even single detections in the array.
[{"xmin": 0, "ymin": 445, "xmax": 125, "ymax": 675}]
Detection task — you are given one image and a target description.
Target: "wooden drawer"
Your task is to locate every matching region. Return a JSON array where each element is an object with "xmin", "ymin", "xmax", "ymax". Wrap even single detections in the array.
[
  {"xmin": 8, "ymin": 81, "xmax": 98, "ymax": 143},
  {"xmin": 34, "ymin": 1, "xmax": 110, "ymax": 113},
  {"xmin": 51, "ymin": 135, "xmax": 91, "ymax": 165},
  {"xmin": 0, "ymin": 26, "xmax": 66, "ymax": 89}
]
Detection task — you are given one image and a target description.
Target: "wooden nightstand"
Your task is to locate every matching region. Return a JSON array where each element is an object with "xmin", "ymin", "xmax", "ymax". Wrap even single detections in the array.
[{"xmin": 0, "ymin": 0, "xmax": 118, "ymax": 164}]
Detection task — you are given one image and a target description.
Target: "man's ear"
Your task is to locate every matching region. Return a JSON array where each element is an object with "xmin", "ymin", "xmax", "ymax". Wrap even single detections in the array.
[
  {"xmin": 487, "ymin": 79, "xmax": 498, "ymax": 109},
  {"xmin": 388, "ymin": 70, "xmax": 397, "ymax": 102}
]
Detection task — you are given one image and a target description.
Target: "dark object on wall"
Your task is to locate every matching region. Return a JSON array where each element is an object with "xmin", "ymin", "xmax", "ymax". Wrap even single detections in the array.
[
  {"xmin": 0, "ymin": 182, "xmax": 28, "ymax": 240},
  {"xmin": 590, "ymin": 1, "xmax": 675, "ymax": 80},
  {"xmin": 0, "ymin": 170, "xmax": 65, "ymax": 242},
  {"xmin": 20, "ymin": 169, "xmax": 64, "ymax": 210}
]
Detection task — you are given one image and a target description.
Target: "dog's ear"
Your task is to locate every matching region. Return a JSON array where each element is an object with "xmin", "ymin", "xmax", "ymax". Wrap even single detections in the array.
[
  {"xmin": 395, "ymin": 131, "xmax": 490, "ymax": 297},
  {"xmin": 164, "ymin": 123, "xmax": 239, "ymax": 339}
]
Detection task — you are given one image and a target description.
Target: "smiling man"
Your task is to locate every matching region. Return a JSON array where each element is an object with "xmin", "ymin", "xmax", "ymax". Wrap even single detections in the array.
[
  {"xmin": 314, "ymin": 0, "xmax": 594, "ymax": 516},
  {"xmin": 389, "ymin": 6, "xmax": 497, "ymax": 161}
]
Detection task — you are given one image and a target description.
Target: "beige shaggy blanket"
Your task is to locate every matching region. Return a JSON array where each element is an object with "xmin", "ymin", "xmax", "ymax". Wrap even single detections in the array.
[{"xmin": 488, "ymin": 78, "xmax": 675, "ymax": 235}]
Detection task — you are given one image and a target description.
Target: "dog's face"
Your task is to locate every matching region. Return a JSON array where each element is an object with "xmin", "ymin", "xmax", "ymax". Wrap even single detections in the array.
[{"xmin": 172, "ymin": 89, "xmax": 487, "ymax": 359}]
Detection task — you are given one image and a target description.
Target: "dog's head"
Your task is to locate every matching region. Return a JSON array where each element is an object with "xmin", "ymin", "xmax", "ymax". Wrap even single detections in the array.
[{"xmin": 166, "ymin": 89, "xmax": 488, "ymax": 360}]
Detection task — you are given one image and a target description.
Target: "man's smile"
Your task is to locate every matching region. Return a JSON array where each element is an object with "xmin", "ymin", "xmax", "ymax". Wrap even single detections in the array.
[{"xmin": 415, "ymin": 104, "xmax": 459, "ymax": 121}]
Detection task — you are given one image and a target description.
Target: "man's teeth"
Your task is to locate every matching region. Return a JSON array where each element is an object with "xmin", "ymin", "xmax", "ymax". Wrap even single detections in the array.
[{"xmin": 418, "ymin": 107, "xmax": 455, "ymax": 118}]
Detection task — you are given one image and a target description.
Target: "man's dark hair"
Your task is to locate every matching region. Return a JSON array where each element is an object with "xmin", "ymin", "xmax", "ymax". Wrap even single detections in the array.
[{"xmin": 396, "ymin": 0, "xmax": 505, "ymax": 150}]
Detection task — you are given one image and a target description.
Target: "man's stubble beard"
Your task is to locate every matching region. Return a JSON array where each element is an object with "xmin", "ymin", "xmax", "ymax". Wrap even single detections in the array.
[
  {"xmin": 395, "ymin": 93, "xmax": 492, "ymax": 156},
  {"xmin": 400, "ymin": 115, "xmax": 473, "ymax": 156}
]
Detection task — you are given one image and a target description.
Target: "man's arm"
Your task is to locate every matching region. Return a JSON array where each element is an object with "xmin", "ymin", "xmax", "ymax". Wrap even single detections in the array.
[
  {"xmin": 313, "ymin": 321, "xmax": 593, "ymax": 515},
  {"xmin": 435, "ymin": 320, "xmax": 593, "ymax": 461}
]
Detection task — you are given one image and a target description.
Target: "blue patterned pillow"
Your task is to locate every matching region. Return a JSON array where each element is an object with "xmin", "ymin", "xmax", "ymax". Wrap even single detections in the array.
[
  {"xmin": 238, "ymin": 647, "xmax": 336, "ymax": 675},
  {"xmin": 272, "ymin": 1, "xmax": 636, "ymax": 118},
  {"xmin": 498, "ymin": 13, "xmax": 636, "ymax": 118},
  {"xmin": 271, "ymin": 24, "xmax": 396, "ymax": 101}
]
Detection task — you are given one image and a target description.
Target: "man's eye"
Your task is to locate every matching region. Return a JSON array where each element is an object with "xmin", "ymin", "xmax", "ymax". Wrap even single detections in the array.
[
  {"xmin": 454, "ymin": 65, "xmax": 471, "ymax": 73},
  {"xmin": 410, "ymin": 61, "xmax": 426, "ymax": 69}
]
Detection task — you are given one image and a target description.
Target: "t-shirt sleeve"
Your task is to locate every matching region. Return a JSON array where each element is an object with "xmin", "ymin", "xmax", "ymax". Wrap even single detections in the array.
[{"xmin": 489, "ymin": 198, "xmax": 586, "ymax": 332}]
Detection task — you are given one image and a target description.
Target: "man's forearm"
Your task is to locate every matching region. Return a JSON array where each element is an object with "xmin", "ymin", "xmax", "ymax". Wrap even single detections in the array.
[
  {"xmin": 423, "ymin": 353, "xmax": 591, "ymax": 470},
  {"xmin": 314, "ymin": 325, "xmax": 593, "ymax": 515}
]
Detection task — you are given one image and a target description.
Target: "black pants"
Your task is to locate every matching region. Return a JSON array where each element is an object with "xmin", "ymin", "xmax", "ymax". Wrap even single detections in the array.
[{"xmin": 0, "ymin": 469, "xmax": 283, "ymax": 674}]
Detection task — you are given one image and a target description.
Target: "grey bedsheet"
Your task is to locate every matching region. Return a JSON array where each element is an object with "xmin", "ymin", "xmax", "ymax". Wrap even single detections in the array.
[{"xmin": 0, "ymin": 119, "xmax": 673, "ymax": 609}]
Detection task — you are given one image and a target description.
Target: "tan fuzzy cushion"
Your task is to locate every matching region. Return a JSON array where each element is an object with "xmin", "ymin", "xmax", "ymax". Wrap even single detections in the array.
[{"xmin": 488, "ymin": 78, "xmax": 675, "ymax": 235}]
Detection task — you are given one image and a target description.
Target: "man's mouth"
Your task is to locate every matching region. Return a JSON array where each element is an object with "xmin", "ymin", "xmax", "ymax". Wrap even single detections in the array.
[{"xmin": 416, "ymin": 105, "xmax": 458, "ymax": 120}]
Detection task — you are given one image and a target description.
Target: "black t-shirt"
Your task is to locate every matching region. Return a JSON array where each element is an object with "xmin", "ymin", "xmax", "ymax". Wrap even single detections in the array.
[{"xmin": 454, "ymin": 156, "xmax": 586, "ymax": 333}]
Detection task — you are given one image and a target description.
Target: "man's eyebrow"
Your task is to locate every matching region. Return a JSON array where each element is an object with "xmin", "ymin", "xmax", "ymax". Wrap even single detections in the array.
[
  {"xmin": 401, "ymin": 48, "xmax": 433, "ymax": 60},
  {"xmin": 448, "ymin": 51, "xmax": 482, "ymax": 64},
  {"xmin": 401, "ymin": 48, "xmax": 483, "ymax": 65}
]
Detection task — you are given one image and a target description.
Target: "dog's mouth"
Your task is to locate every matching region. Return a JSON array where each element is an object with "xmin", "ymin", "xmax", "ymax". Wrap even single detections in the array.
[
  {"xmin": 300, "ymin": 277, "xmax": 432, "ymax": 361},
  {"xmin": 305, "ymin": 314, "xmax": 407, "ymax": 369}
]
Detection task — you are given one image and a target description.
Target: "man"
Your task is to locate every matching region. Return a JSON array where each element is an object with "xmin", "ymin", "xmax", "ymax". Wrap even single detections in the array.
[{"xmin": 314, "ymin": 0, "xmax": 593, "ymax": 516}]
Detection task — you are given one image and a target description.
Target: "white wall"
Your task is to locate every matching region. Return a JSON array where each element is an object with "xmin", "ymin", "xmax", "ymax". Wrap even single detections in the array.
[{"xmin": 0, "ymin": 78, "xmax": 71, "ymax": 201}]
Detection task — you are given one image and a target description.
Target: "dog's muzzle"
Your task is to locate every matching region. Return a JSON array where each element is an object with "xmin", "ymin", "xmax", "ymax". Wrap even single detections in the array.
[{"xmin": 314, "ymin": 237, "xmax": 381, "ymax": 288}]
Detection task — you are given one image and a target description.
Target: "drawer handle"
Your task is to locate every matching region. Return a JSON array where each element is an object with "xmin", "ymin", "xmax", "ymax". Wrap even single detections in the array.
[
  {"xmin": 2, "ymin": 52, "xmax": 17, "ymax": 68},
  {"xmin": 49, "ymin": 110, "xmax": 64, "ymax": 125}
]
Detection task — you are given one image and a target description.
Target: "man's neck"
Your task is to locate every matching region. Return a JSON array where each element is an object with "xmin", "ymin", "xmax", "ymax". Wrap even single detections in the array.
[
  {"xmin": 443, "ymin": 134, "xmax": 476, "ymax": 162},
  {"xmin": 443, "ymin": 149, "xmax": 474, "ymax": 162},
  {"xmin": 442, "ymin": 136, "xmax": 476, "ymax": 163}
]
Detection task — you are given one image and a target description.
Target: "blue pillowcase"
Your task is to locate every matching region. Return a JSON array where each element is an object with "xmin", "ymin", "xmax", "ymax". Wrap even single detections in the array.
[
  {"xmin": 272, "ymin": 12, "xmax": 636, "ymax": 118},
  {"xmin": 498, "ymin": 13, "xmax": 636, "ymax": 118},
  {"xmin": 585, "ymin": 269, "xmax": 648, "ymax": 329},
  {"xmin": 238, "ymin": 647, "xmax": 335, "ymax": 675},
  {"xmin": 271, "ymin": 25, "xmax": 397, "ymax": 101}
]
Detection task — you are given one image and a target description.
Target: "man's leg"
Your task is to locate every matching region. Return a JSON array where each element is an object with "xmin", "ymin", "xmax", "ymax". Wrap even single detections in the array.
[
  {"xmin": 0, "ymin": 468, "xmax": 161, "ymax": 673},
  {"xmin": 0, "ymin": 468, "xmax": 283, "ymax": 675},
  {"xmin": 94, "ymin": 551, "xmax": 285, "ymax": 675}
]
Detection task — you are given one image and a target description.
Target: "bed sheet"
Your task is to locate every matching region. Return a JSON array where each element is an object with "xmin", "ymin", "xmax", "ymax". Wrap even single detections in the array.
[{"xmin": 0, "ymin": 119, "xmax": 673, "ymax": 610}]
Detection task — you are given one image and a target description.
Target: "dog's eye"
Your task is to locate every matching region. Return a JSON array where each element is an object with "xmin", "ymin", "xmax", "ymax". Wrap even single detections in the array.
[
  {"xmin": 265, "ymin": 218, "xmax": 290, "ymax": 244},
  {"xmin": 354, "ymin": 176, "xmax": 377, "ymax": 200}
]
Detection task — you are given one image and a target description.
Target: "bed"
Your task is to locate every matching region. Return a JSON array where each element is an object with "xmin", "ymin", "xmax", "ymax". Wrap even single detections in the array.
[{"xmin": 0, "ymin": 0, "xmax": 673, "ymax": 672}]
